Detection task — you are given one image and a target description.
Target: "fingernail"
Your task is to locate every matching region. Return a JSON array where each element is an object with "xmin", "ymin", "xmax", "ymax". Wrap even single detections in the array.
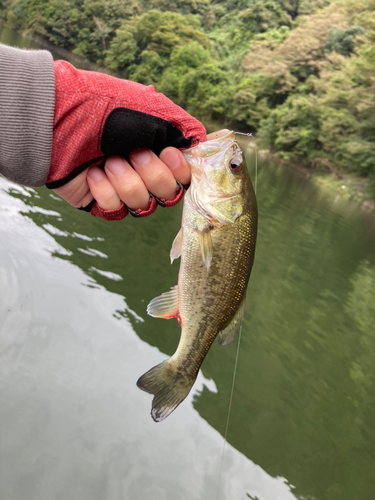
[
  {"xmin": 106, "ymin": 157, "xmax": 126, "ymax": 176},
  {"xmin": 88, "ymin": 166, "xmax": 105, "ymax": 182},
  {"xmin": 130, "ymin": 149, "xmax": 151, "ymax": 166},
  {"xmin": 160, "ymin": 148, "xmax": 180, "ymax": 171}
]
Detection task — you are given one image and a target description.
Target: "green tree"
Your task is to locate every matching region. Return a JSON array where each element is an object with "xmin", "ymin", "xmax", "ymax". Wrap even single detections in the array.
[
  {"xmin": 104, "ymin": 19, "xmax": 138, "ymax": 70},
  {"xmin": 259, "ymin": 93, "xmax": 321, "ymax": 158},
  {"xmin": 325, "ymin": 26, "xmax": 366, "ymax": 56},
  {"xmin": 129, "ymin": 49, "xmax": 165, "ymax": 85},
  {"xmin": 74, "ymin": 0, "xmax": 140, "ymax": 64},
  {"xmin": 9, "ymin": 0, "xmax": 83, "ymax": 49},
  {"xmin": 157, "ymin": 41, "xmax": 211, "ymax": 100},
  {"xmin": 150, "ymin": 0, "xmax": 210, "ymax": 15},
  {"xmin": 106, "ymin": 10, "xmax": 209, "ymax": 72}
]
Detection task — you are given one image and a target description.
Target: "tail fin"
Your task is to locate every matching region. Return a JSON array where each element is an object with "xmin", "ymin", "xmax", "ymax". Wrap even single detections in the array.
[{"xmin": 137, "ymin": 360, "xmax": 196, "ymax": 422}]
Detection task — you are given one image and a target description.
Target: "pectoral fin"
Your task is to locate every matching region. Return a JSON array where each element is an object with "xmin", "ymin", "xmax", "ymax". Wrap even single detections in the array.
[
  {"xmin": 217, "ymin": 295, "xmax": 246, "ymax": 346},
  {"xmin": 147, "ymin": 286, "xmax": 179, "ymax": 319},
  {"xmin": 170, "ymin": 228, "xmax": 183, "ymax": 264},
  {"xmin": 198, "ymin": 229, "xmax": 213, "ymax": 270}
]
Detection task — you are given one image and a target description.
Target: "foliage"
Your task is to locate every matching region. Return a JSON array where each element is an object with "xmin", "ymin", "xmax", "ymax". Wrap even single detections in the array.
[
  {"xmin": 325, "ymin": 25, "xmax": 366, "ymax": 56},
  {"xmin": 246, "ymin": 0, "xmax": 375, "ymax": 177},
  {"xmin": 5, "ymin": 0, "xmax": 84, "ymax": 49},
  {"xmin": 259, "ymin": 92, "xmax": 322, "ymax": 159},
  {"xmin": 149, "ymin": 0, "xmax": 210, "ymax": 16},
  {"xmin": 105, "ymin": 9, "xmax": 210, "ymax": 87},
  {"xmin": 2, "ymin": 0, "xmax": 375, "ymax": 179},
  {"xmin": 73, "ymin": 0, "xmax": 140, "ymax": 63}
]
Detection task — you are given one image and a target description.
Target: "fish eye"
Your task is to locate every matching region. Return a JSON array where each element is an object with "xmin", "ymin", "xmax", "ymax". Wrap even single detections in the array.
[{"xmin": 229, "ymin": 160, "xmax": 241, "ymax": 173}]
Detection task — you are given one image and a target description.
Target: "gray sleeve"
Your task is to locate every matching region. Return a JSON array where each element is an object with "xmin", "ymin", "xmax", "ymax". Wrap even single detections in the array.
[{"xmin": 0, "ymin": 43, "xmax": 55, "ymax": 187}]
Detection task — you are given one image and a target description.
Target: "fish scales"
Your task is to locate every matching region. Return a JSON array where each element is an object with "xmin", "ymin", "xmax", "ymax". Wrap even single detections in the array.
[
  {"xmin": 137, "ymin": 130, "xmax": 258, "ymax": 422},
  {"xmin": 177, "ymin": 212, "xmax": 255, "ymax": 378}
]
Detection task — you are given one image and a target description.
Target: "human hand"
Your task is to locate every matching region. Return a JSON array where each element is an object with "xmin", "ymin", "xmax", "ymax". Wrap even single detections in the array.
[
  {"xmin": 47, "ymin": 60, "xmax": 206, "ymax": 220},
  {"xmin": 53, "ymin": 147, "xmax": 191, "ymax": 219}
]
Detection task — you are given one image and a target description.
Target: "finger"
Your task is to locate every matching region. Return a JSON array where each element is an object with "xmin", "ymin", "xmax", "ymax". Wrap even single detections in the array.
[
  {"xmin": 53, "ymin": 170, "xmax": 93, "ymax": 208},
  {"xmin": 129, "ymin": 149, "xmax": 178, "ymax": 201},
  {"xmin": 78, "ymin": 190, "xmax": 95, "ymax": 209},
  {"xmin": 87, "ymin": 166, "xmax": 121, "ymax": 210},
  {"xmin": 104, "ymin": 156, "xmax": 150, "ymax": 210},
  {"xmin": 159, "ymin": 147, "xmax": 191, "ymax": 186}
]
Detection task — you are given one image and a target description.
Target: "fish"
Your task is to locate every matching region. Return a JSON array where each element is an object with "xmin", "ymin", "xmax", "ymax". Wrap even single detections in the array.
[{"xmin": 137, "ymin": 129, "xmax": 258, "ymax": 422}]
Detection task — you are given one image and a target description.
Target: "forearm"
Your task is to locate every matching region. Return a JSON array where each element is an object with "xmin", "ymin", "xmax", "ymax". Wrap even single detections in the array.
[{"xmin": 0, "ymin": 43, "xmax": 55, "ymax": 186}]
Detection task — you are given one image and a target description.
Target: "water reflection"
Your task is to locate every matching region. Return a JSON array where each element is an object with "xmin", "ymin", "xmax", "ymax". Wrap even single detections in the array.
[
  {"xmin": 0, "ymin": 177, "xmax": 297, "ymax": 500},
  {"xmin": 195, "ymin": 160, "xmax": 375, "ymax": 500}
]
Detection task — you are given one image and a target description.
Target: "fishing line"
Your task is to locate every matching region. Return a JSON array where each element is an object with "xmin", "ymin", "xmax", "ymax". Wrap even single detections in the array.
[
  {"xmin": 255, "ymin": 141, "xmax": 258, "ymax": 195},
  {"xmin": 215, "ymin": 326, "xmax": 243, "ymax": 500},
  {"xmin": 235, "ymin": 131, "xmax": 258, "ymax": 194},
  {"xmin": 215, "ymin": 139, "xmax": 258, "ymax": 500}
]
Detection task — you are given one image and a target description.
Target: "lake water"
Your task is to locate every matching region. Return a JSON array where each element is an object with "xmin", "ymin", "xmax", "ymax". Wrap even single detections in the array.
[{"xmin": 1, "ymin": 26, "xmax": 375, "ymax": 500}]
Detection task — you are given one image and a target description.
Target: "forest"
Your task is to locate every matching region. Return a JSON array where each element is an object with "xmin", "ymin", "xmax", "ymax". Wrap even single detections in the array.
[{"xmin": 1, "ymin": 0, "xmax": 374, "ymax": 187}]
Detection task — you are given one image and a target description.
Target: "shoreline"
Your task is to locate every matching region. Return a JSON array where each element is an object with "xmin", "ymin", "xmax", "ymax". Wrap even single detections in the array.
[{"xmin": 252, "ymin": 146, "xmax": 375, "ymax": 213}]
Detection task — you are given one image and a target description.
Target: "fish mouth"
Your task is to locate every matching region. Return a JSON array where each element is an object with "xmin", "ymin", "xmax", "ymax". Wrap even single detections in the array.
[
  {"xmin": 182, "ymin": 130, "xmax": 236, "ymax": 158},
  {"xmin": 205, "ymin": 129, "xmax": 232, "ymax": 141}
]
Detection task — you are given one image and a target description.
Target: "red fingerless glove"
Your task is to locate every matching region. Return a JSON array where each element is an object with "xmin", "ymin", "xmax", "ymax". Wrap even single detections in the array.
[{"xmin": 47, "ymin": 60, "xmax": 207, "ymax": 221}]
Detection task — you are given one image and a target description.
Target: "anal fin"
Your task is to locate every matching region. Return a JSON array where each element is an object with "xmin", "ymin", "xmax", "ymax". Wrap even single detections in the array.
[
  {"xmin": 217, "ymin": 294, "xmax": 246, "ymax": 346},
  {"xmin": 147, "ymin": 285, "xmax": 179, "ymax": 319}
]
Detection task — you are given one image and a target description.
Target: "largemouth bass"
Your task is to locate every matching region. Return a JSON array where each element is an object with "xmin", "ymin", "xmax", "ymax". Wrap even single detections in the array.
[{"xmin": 137, "ymin": 130, "xmax": 258, "ymax": 422}]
